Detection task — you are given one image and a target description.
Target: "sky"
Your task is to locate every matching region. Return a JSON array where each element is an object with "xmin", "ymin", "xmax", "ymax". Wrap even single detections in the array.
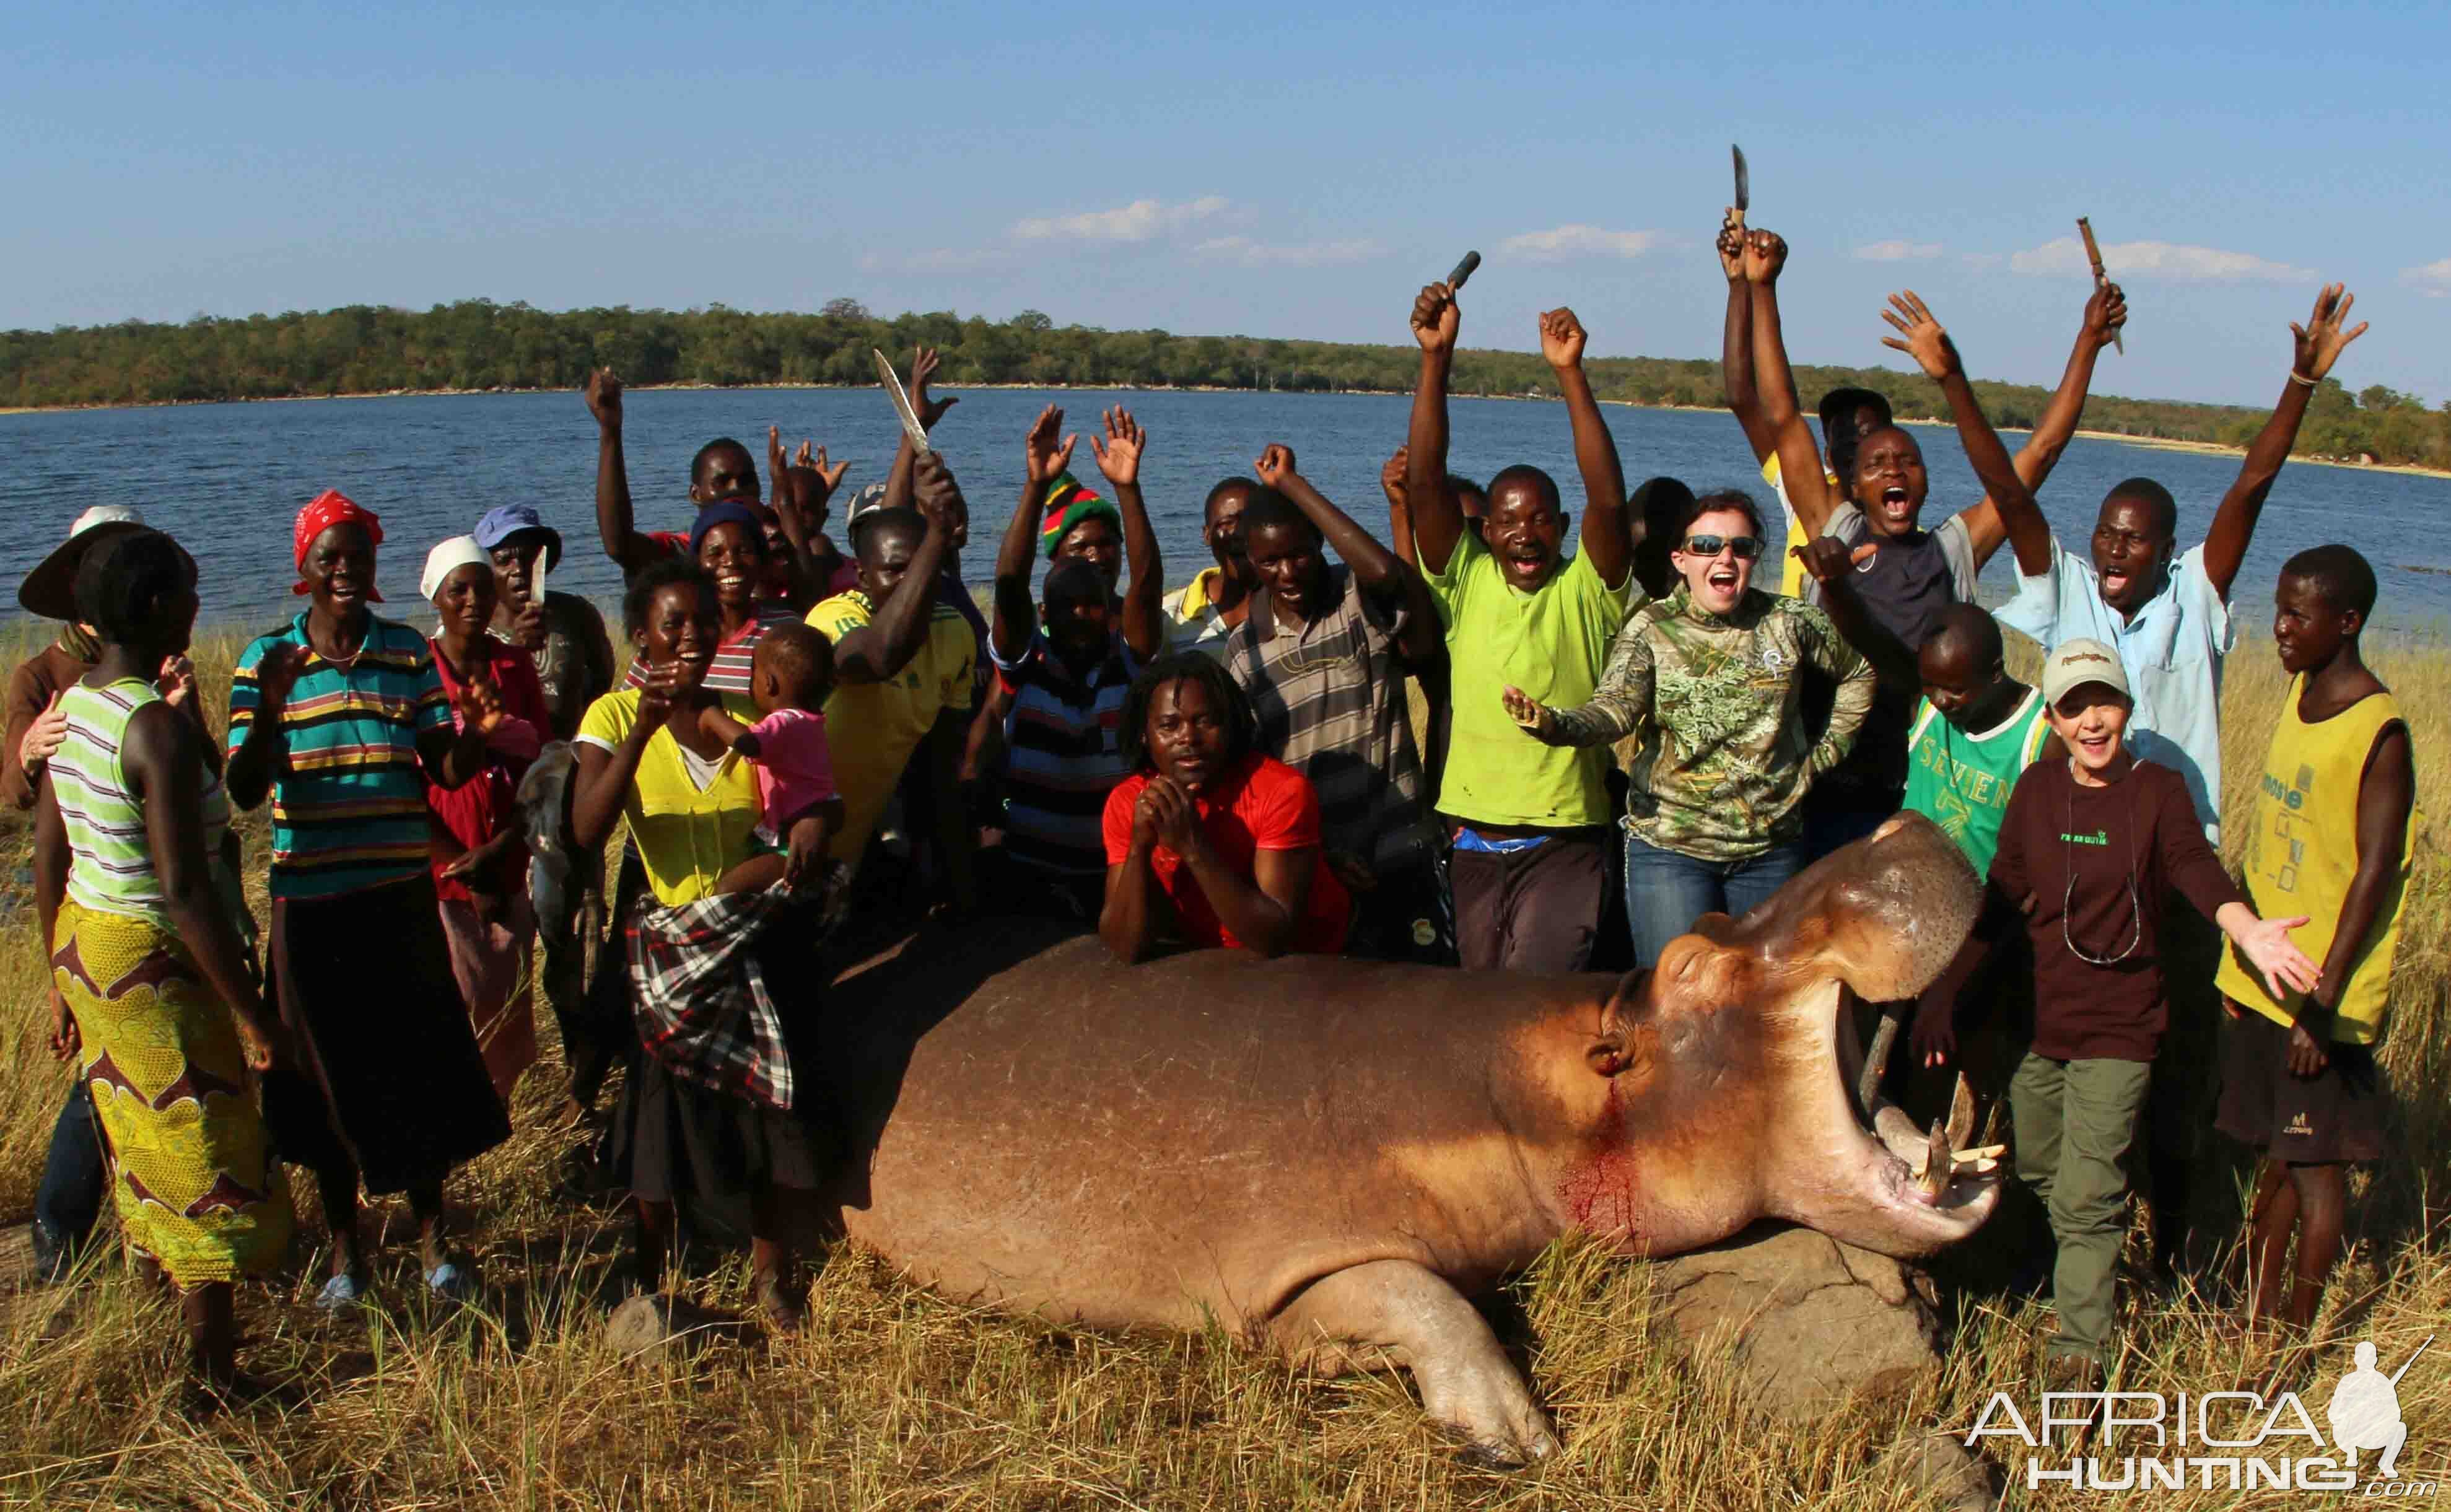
[{"xmin": 6, "ymin": 1, "xmax": 2449, "ymax": 409}]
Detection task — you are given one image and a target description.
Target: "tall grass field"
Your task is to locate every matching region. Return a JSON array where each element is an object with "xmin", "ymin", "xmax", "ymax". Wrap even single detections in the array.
[{"xmin": 0, "ymin": 615, "xmax": 2442, "ymax": 1509}]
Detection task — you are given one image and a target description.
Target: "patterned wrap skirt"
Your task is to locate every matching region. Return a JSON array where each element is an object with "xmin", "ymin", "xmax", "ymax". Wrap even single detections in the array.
[{"xmin": 52, "ymin": 898, "xmax": 294, "ymax": 1287}]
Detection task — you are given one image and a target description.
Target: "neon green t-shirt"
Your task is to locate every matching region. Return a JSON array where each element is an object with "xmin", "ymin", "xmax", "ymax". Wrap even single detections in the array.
[
  {"xmin": 1423, "ymin": 531, "xmax": 1635, "ymax": 829},
  {"xmin": 1901, "ymin": 686, "xmax": 2053, "ymax": 876}
]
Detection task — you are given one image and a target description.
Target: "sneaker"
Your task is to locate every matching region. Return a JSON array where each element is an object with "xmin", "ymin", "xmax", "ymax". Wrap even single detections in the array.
[
  {"xmin": 315, "ymin": 1272, "xmax": 368, "ymax": 1314},
  {"xmin": 425, "ymin": 1261, "xmax": 476, "ymax": 1301}
]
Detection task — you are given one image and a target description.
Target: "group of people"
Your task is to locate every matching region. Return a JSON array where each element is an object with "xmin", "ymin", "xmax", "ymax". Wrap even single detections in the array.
[{"xmin": 9, "ymin": 219, "xmax": 2416, "ymax": 1407}]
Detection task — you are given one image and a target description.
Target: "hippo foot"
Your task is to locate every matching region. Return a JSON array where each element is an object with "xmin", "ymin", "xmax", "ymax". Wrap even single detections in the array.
[{"xmin": 1273, "ymin": 1259, "xmax": 1560, "ymax": 1467}]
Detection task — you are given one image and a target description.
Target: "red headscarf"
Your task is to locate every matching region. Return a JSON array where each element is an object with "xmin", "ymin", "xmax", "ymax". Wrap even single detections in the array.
[{"xmin": 292, "ymin": 488, "xmax": 385, "ymax": 600}]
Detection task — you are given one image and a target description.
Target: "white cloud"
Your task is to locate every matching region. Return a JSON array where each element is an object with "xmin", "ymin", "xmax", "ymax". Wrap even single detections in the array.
[
  {"xmin": 1012, "ymin": 196, "xmax": 1228, "ymax": 243},
  {"xmin": 1192, "ymin": 235, "xmax": 1381, "ymax": 268},
  {"xmin": 1855, "ymin": 240, "xmax": 1943, "ymax": 262},
  {"xmin": 2010, "ymin": 235, "xmax": 2315, "ymax": 282},
  {"xmin": 1497, "ymin": 225, "xmax": 1664, "ymax": 263},
  {"xmin": 1959, "ymin": 251, "xmax": 2004, "ymax": 269},
  {"xmin": 2400, "ymin": 256, "xmax": 2451, "ymax": 298}
]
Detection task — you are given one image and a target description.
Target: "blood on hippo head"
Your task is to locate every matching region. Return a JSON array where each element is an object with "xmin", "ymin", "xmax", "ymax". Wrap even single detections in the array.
[{"xmin": 1560, "ymin": 813, "xmax": 1998, "ymax": 1260}]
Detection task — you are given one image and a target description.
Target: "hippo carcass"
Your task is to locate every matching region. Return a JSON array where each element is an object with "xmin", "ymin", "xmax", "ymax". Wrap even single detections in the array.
[{"xmin": 819, "ymin": 814, "xmax": 1999, "ymax": 1462}]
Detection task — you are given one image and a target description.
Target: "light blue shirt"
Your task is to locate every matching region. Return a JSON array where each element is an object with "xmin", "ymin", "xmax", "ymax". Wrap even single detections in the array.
[{"xmin": 1997, "ymin": 539, "xmax": 2234, "ymax": 842}]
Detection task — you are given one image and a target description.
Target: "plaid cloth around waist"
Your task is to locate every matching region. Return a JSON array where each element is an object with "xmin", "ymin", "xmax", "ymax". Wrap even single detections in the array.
[{"xmin": 624, "ymin": 888, "xmax": 799, "ymax": 1111}]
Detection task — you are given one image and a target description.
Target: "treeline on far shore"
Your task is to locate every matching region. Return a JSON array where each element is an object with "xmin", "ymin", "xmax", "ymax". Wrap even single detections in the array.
[{"xmin": 6, "ymin": 298, "xmax": 2447, "ymax": 468}]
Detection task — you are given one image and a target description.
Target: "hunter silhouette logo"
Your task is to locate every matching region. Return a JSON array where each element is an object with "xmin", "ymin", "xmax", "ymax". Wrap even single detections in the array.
[{"xmin": 1967, "ymin": 1335, "xmax": 2434, "ymax": 1493}]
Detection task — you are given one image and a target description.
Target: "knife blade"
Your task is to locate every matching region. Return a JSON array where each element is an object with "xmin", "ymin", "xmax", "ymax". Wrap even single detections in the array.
[
  {"xmin": 1731, "ymin": 144, "xmax": 1749, "ymax": 230},
  {"xmin": 872, "ymin": 348, "xmax": 933, "ymax": 454},
  {"xmin": 2076, "ymin": 217, "xmax": 2123, "ymax": 355},
  {"xmin": 1447, "ymin": 250, "xmax": 1482, "ymax": 292}
]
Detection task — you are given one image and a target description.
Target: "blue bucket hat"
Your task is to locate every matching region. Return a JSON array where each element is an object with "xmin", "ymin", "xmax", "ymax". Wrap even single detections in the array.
[{"xmin": 471, "ymin": 504, "xmax": 564, "ymax": 572}]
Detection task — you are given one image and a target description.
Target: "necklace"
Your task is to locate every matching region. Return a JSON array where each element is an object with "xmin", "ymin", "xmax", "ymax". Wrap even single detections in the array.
[{"xmin": 2061, "ymin": 758, "xmax": 2142, "ymax": 967}]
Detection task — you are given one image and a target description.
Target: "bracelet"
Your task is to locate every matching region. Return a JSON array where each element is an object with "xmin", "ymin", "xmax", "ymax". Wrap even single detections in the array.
[{"xmin": 2287, "ymin": 370, "xmax": 2317, "ymax": 388}]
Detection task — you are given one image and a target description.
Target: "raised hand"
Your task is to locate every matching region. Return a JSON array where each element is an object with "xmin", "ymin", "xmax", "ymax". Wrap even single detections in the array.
[
  {"xmin": 2239, "ymin": 913, "xmax": 2322, "ymax": 1001},
  {"xmin": 1380, "ymin": 444, "xmax": 1410, "ymax": 505},
  {"xmin": 1500, "ymin": 685, "xmax": 1558, "ymax": 742},
  {"xmin": 1791, "ymin": 537, "xmax": 1879, "ymax": 586},
  {"xmin": 804, "ymin": 443, "xmax": 849, "ymax": 499},
  {"xmin": 584, "ymin": 367, "xmax": 624, "ymax": 430},
  {"xmin": 1538, "ymin": 307, "xmax": 1589, "ymax": 370},
  {"xmin": 19, "ymin": 693, "xmax": 68, "ymax": 771},
  {"xmin": 911, "ymin": 346, "xmax": 959, "ymax": 429},
  {"xmin": 2083, "ymin": 282, "xmax": 2129, "ymax": 354},
  {"xmin": 1718, "ymin": 212, "xmax": 1746, "ymax": 282},
  {"xmin": 2291, "ymin": 284, "xmax": 2367, "ymax": 382},
  {"xmin": 1089, "ymin": 406, "xmax": 1147, "ymax": 488},
  {"xmin": 455, "ymin": 679, "xmax": 508, "ymax": 738},
  {"xmin": 766, "ymin": 425, "xmax": 791, "ymax": 501},
  {"xmin": 509, "ymin": 592, "xmax": 548, "ymax": 651},
  {"xmin": 1252, "ymin": 442, "xmax": 1296, "ymax": 491},
  {"xmin": 1411, "ymin": 282, "xmax": 1461, "ymax": 356},
  {"xmin": 157, "ymin": 655, "xmax": 198, "ymax": 709},
  {"xmin": 1879, "ymin": 291, "xmax": 1962, "ymax": 380},
  {"xmin": 1741, "ymin": 229, "xmax": 1788, "ymax": 286},
  {"xmin": 253, "ymin": 644, "xmax": 305, "ymax": 712},
  {"xmin": 1023, "ymin": 404, "xmax": 1077, "ymax": 486}
]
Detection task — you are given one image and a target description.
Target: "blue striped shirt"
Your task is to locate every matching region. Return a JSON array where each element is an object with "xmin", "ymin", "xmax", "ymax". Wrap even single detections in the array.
[{"xmin": 228, "ymin": 613, "xmax": 451, "ymax": 901}]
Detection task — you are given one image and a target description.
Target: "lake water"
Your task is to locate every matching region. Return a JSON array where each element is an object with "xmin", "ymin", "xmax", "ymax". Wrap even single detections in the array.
[{"xmin": 3, "ymin": 388, "xmax": 2447, "ymax": 631}]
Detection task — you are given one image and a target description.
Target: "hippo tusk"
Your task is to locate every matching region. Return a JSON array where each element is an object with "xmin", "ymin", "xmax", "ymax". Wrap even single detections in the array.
[
  {"xmin": 1916, "ymin": 1119, "xmax": 1951, "ymax": 1197},
  {"xmin": 1951, "ymin": 1145, "xmax": 2006, "ymax": 1164},
  {"xmin": 1944, "ymin": 1072, "xmax": 1977, "ymax": 1155}
]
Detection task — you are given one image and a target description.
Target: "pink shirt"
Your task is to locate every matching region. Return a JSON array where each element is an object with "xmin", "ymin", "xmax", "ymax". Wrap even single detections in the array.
[{"xmin": 746, "ymin": 707, "xmax": 837, "ymax": 833}]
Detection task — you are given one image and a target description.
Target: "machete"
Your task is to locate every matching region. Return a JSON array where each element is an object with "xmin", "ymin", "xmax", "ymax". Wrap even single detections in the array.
[
  {"xmin": 2077, "ymin": 217, "xmax": 2123, "ymax": 355},
  {"xmin": 872, "ymin": 348, "xmax": 932, "ymax": 455}
]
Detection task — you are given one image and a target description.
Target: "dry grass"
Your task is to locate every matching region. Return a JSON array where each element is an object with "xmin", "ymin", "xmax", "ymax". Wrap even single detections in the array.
[{"xmin": 0, "ymin": 619, "xmax": 2445, "ymax": 1509}]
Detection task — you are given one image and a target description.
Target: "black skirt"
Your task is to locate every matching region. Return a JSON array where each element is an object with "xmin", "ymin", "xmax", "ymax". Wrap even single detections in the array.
[
  {"xmin": 262, "ymin": 873, "xmax": 513, "ymax": 1194},
  {"xmin": 605, "ymin": 896, "xmax": 838, "ymax": 1204}
]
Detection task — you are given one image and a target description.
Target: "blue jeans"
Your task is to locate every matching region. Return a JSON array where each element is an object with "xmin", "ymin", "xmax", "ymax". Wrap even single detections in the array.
[
  {"xmin": 32, "ymin": 1080, "xmax": 105, "ymax": 1275},
  {"xmin": 1623, "ymin": 833, "xmax": 1803, "ymax": 969}
]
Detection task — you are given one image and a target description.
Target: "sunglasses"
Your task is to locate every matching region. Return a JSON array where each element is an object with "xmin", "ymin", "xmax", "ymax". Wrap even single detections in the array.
[{"xmin": 1680, "ymin": 534, "xmax": 1764, "ymax": 561}]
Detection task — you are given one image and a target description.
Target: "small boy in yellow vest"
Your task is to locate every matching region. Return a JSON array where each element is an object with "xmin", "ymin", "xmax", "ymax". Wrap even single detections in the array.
[{"xmin": 2214, "ymin": 544, "xmax": 2417, "ymax": 1336}]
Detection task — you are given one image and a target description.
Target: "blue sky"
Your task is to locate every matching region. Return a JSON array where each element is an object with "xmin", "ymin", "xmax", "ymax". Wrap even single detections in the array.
[{"xmin": 7, "ymin": 1, "xmax": 2447, "ymax": 408}]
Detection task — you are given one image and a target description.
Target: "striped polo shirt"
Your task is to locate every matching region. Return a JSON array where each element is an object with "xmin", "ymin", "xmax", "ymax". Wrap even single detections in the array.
[
  {"xmin": 990, "ymin": 631, "xmax": 1139, "ymax": 877},
  {"xmin": 229, "ymin": 613, "xmax": 451, "ymax": 901},
  {"xmin": 53, "ymin": 677, "xmax": 232, "ymax": 929},
  {"xmin": 1226, "ymin": 565, "xmax": 1435, "ymax": 879}
]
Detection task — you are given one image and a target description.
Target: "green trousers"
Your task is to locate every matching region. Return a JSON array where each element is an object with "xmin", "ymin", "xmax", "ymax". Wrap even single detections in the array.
[{"xmin": 2009, "ymin": 1052, "xmax": 2152, "ymax": 1365}]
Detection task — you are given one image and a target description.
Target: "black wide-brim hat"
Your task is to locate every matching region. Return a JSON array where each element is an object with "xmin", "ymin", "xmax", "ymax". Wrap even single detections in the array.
[{"xmin": 19, "ymin": 507, "xmax": 150, "ymax": 621}]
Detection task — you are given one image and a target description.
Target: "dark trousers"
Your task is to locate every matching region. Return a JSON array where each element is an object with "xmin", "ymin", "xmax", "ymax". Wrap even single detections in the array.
[
  {"xmin": 1344, "ymin": 860, "xmax": 1456, "ymax": 965},
  {"xmin": 2146, "ymin": 892, "xmax": 2224, "ymax": 1274},
  {"xmin": 1448, "ymin": 831, "xmax": 1606, "ymax": 974},
  {"xmin": 32, "ymin": 1080, "xmax": 106, "ymax": 1270}
]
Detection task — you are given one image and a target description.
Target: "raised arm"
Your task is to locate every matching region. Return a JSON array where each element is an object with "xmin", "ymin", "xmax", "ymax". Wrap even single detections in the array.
[
  {"xmin": 1542, "ymin": 307, "xmax": 1632, "ymax": 588},
  {"xmin": 1380, "ymin": 445, "xmax": 1417, "ymax": 569},
  {"xmin": 1791, "ymin": 536, "xmax": 1916, "ymax": 688},
  {"xmin": 1879, "ymin": 291, "xmax": 2051, "ymax": 575},
  {"xmin": 831, "ymin": 455, "xmax": 959, "ymax": 686},
  {"xmin": 2203, "ymin": 284, "xmax": 2366, "ymax": 601},
  {"xmin": 1744, "ymin": 230, "xmax": 1840, "ymax": 535},
  {"xmin": 1954, "ymin": 284, "xmax": 2127, "ymax": 570},
  {"xmin": 1404, "ymin": 282, "xmax": 1467, "ymax": 575},
  {"xmin": 1091, "ymin": 406, "xmax": 1165, "ymax": 662},
  {"xmin": 1256, "ymin": 445, "xmax": 1443, "ymax": 665},
  {"xmin": 992, "ymin": 404, "xmax": 1072, "ymax": 663},
  {"xmin": 765, "ymin": 427, "xmax": 829, "ymax": 607},
  {"xmin": 586, "ymin": 369, "xmax": 661, "ymax": 574},
  {"xmin": 1501, "ymin": 618, "xmax": 1653, "ymax": 748},
  {"xmin": 1719, "ymin": 214, "xmax": 1780, "ymax": 463}
]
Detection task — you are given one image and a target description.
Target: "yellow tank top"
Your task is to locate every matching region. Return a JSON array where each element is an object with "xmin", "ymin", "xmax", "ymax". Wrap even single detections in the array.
[{"xmin": 2213, "ymin": 675, "xmax": 2414, "ymax": 1043}]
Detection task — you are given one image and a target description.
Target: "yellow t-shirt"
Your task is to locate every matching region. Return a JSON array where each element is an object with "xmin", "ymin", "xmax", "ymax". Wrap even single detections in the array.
[
  {"xmin": 1760, "ymin": 453, "xmax": 1832, "ymax": 599},
  {"xmin": 1423, "ymin": 531, "xmax": 1635, "ymax": 828},
  {"xmin": 575, "ymin": 689, "xmax": 765, "ymax": 907},
  {"xmin": 807, "ymin": 590, "xmax": 978, "ymax": 861},
  {"xmin": 2213, "ymin": 676, "xmax": 2415, "ymax": 1044}
]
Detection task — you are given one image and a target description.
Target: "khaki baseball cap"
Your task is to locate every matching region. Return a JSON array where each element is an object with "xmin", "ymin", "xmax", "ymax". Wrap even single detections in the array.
[{"xmin": 2040, "ymin": 637, "xmax": 2131, "ymax": 709}]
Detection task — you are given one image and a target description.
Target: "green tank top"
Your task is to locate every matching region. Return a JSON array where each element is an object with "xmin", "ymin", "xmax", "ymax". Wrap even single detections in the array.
[
  {"xmin": 51, "ymin": 677, "xmax": 232, "ymax": 929},
  {"xmin": 1902, "ymin": 685, "xmax": 2052, "ymax": 876}
]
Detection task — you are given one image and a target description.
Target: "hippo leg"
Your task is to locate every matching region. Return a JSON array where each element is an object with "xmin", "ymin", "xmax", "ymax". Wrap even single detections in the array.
[{"xmin": 1270, "ymin": 1260, "xmax": 1560, "ymax": 1466}]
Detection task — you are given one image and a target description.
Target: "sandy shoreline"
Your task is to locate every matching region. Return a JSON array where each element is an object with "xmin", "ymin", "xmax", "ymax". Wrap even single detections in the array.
[{"xmin": 4, "ymin": 382, "xmax": 2444, "ymax": 480}]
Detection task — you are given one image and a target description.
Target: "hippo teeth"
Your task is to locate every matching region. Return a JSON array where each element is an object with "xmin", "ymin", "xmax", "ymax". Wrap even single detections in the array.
[
  {"xmin": 1916, "ymin": 1119, "xmax": 1951, "ymax": 1198},
  {"xmin": 1944, "ymin": 1073, "xmax": 1977, "ymax": 1153}
]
